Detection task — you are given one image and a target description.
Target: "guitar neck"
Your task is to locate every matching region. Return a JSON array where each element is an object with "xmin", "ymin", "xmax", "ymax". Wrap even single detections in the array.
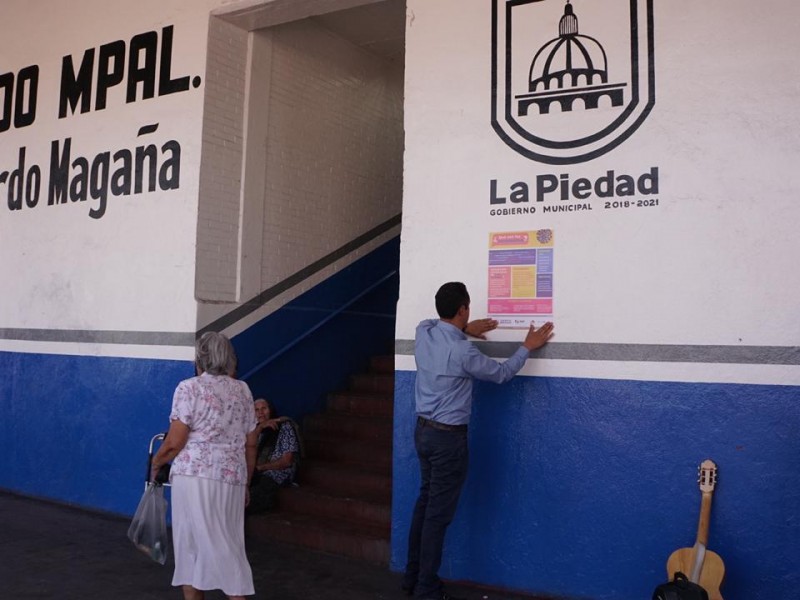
[{"xmin": 695, "ymin": 491, "xmax": 713, "ymax": 546}]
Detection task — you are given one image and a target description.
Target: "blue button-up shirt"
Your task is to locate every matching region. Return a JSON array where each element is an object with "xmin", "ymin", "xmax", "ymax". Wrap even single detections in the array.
[{"xmin": 414, "ymin": 319, "xmax": 531, "ymax": 425}]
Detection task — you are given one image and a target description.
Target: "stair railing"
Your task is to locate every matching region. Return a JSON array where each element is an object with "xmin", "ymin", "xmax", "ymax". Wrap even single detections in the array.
[{"xmin": 238, "ymin": 270, "xmax": 398, "ymax": 382}]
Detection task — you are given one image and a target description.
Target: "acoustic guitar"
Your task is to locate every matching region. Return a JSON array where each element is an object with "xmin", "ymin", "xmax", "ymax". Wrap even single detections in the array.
[{"xmin": 666, "ymin": 459, "xmax": 725, "ymax": 600}]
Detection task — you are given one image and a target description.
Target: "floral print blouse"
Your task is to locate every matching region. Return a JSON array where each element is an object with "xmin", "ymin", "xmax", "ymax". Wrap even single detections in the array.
[{"xmin": 169, "ymin": 373, "xmax": 258, "ymax": 486}]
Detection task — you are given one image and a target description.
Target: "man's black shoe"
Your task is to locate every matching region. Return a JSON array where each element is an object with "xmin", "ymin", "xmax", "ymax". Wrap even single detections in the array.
[{"xmin": 400, "ymin": 582, "xmax": 414, "ymax": 596}]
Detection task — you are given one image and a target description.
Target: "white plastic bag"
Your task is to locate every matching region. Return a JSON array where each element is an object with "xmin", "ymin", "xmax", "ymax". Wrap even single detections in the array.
[{"xmin": 127, "ymin": 483, "xmax": 168, "ymax": 564}]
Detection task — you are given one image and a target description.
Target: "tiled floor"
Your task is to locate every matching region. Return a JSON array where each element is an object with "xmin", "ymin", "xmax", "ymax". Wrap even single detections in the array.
[{"xmin": 0, "ymin": 492, "xmax": 541, "ymax": 600}]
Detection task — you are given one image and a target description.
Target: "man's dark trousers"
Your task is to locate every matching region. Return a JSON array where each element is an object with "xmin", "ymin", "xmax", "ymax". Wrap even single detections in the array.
[{"xmin": 404, "ymin": 420, "xmax": 469, "ymax": 599}]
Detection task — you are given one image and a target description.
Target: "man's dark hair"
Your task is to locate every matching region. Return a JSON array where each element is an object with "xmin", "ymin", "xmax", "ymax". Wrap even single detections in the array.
[{"xmin": 435, "ymin": 282, "xmax": 470, "ymax": 319}]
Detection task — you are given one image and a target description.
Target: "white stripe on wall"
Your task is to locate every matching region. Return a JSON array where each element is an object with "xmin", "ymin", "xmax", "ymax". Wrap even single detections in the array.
[
  {"xmin": 393, "ymin": 354, "xmax": 800, "ymax": 386},
  {"xmin": 0, "ymin": 339, "xmax": 195, "ymax": 361}
]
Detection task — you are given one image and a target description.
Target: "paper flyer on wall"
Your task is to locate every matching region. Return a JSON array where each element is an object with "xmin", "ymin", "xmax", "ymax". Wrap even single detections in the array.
[{"xmin": 488, "ymin": 230, "xmax": 553, "ymax": 328}]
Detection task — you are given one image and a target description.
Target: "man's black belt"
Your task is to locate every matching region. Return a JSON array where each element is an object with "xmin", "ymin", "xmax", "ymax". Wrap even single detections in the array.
[{"xmin": 417, "ymin": 416, "xmax": 467, "ymax": 432}]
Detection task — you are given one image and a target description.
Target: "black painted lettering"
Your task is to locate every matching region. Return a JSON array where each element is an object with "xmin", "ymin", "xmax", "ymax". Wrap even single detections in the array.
[
  {"xmin": 111, "ymin": 149, "xmax": 132, "ymax": 195},
  {"xmin": 49, "ymin": 138, "xmax": 71, "ymax": 205},
  {"xmin": 25, "ymin": 165, "xmax": 41, "ymax": 208},
  {"xmin": 159, "ymin": 26, "xmax": 190, "ymax": 96},
  {"xmin": 13, "ymin": 66, "xmax": 38, "ymax": 129},
  {"xmin": 536, "ymin": 175, "xmax": 558, "ymax": 202},
  {"xmin": 89, "ymin": 152, "xmax": 110, "ymax": 219},
  {"xmin": 615, "ymin": 174, "xmax": 635, "ymax": 196},
  {"xmin": 510, "ymin": 182, "xmax": 529, "ymax": 204},
  {"xmin": 59, "ymin": 49, "xmax": 95, "ymax": 118},
  {"xmin": 135, "ymin": 144, "xmax": 157, "ymax": 193},
  {"xmin": 70, "ymin": 157, "xmax": 89, "ymax": 202},
  {"xmin": 638, "ymin": 167, "xmax": 659, "ymax": 195},
  {"xmin": 127, "ymin": 32, "xmax": 158, "ymax": 103},
  {"xmin": 7, "ymin": 147, "xmax": 25, "ymax": 210},
  {"xmin": 0, "ymin": 171, "xmax": 7, "ymax": 199},
  {"xmin": 595, "ymin": 171, "xmax": 614, "ymax": 198},
  {"xmin": 559, "ymin": 173, "xmax": 569, "ymax": 201},
  {"xmin": 572, "ymin": 178, "xmax": 591, "ymax": 200},
  {"xmin": 490, "ymin": 179, "xmax": 506, "ymax": 205},
  {"xmin": 0, "ymin": 72, "xmax": 12, "ymax": 133},
  {"xmin": 159, "ymin": 140, "xmax": 181, "ymax": 190},
  {"xmin": 96, "ymin": 41, "xmax": 126, "ymax": 111}
]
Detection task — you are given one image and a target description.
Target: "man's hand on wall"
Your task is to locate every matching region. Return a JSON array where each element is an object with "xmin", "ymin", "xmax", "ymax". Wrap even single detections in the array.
[
  {"xmin": 522, "ymin": 321, "xmax": 554, "ymax": 351},
  {"xmin": 463, "ymin": 318, "xmax": 499, "ymax": 340}
]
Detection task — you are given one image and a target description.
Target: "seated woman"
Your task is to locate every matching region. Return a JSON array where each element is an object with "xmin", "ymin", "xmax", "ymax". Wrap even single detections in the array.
[{"xmin": 247, "ymin": 398, "xmax": 301, "ymax": 514}]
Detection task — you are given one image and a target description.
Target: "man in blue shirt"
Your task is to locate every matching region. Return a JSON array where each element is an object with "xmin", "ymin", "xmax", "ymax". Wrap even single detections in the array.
[{"xmin": 402, "ymin": 282, "xmax": 554, "ymax": 600}]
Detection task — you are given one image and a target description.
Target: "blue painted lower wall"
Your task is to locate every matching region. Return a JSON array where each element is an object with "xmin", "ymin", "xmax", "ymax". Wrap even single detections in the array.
[
  {"xmin": 391, "ymin": 371, "xmax": 800, "ymax": 600},
  {"xmin": 0, "ymin": 351, "xmax": 193, "ymax": 515},
  {"xmin": 0, "ymin": 238, "xmax": 399, "ymax": 516},
  {"xmin": 234, "ymin": 237, "xmax": 399, "ymax": 420}
]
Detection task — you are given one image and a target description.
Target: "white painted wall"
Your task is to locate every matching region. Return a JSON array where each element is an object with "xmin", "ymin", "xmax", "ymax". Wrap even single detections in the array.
[
  {"xmin": 197, "ymin": 14, "xmax": 404, "ymax": 335},
  {"xmin": 260, "ymin": 19, "xmax": 403, "ymax": 288},
  {"xmin": 397, "ymin": 0, "xmax": 800, "ymax": 384},
  {"xmin": 1, "ymin": 0, "xmax": 403, "ymax": 357},
  {"xmin": 0, "ymin": 0, "xmax": 221, "ymax": 359},
  {"xmin": 195, "ymin": 17, "xmax": 250, "ymax": 303}
]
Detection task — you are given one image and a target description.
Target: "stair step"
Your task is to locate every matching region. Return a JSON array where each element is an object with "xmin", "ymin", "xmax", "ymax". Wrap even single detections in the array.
[
  {"xmin": 278, "ymin": 487, "xmax": 391, "ymax": 529},
  {"xmin": 246, "ymin": 512, "xmax": 390, "ymax": 564},
  {"xmin": 247, "ymin": 355, "xmax": 397, "ymax": 566},
  {"xmin": 348, "ymin": 373, "xmax": 395, "ymax": 394},
  {"xmin": 304, "ymin": 436, "xmax": 392, "ymax": 472},
  {"xmin": 304, "ymin": 413, "xmax": 393, "ymax": 442},
  {"xmin": 327, "ymin": 392, "xmax": 393, "ymax": 417},
  {"xmin": 368, "ymin": 355, "xmax": 395, "ymax": 374},
  {"xmin": 299, "ymin": 461, "xmax": 392, "ymax": 502}
]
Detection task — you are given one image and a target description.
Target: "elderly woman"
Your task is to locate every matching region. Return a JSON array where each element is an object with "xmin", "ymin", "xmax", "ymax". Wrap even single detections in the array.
[
  {"xmin": 151, "ymin": 332, "xmax": 258, "ymax": 600},
  {"xmin": 247, "ymin": 398, "xmax": 301, "ymax": 514}
]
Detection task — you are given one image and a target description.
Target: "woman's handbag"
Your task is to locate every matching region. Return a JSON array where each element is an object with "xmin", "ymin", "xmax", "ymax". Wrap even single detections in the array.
[
  {"xmin": 127, "ymin": 482, "xmax": 169, "ymax": 564},
  {"xmin": 652, "ymin": 572, "xmax": 709, "ymax": 600}
]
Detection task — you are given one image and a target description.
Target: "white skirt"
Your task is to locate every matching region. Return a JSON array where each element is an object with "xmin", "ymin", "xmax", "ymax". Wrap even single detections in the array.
[{"xmin": 171, "ymin": 475, "xmax": 255, "ymax": 596}]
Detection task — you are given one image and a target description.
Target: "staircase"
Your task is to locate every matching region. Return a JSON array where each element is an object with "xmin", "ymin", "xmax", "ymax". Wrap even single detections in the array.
[{"xmin": 246, "ymin": 356, "xmax": 395, "ymax": 564}]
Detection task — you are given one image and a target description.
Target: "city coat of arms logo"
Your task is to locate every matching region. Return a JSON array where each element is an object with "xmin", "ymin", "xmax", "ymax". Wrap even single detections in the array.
[{"xmin": 491, "ymin": 0, "xmax": 655, "ymax": 164}]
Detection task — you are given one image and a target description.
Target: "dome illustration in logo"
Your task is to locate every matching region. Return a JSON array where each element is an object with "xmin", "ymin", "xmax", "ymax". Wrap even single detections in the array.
[
  {"xmin": 517, "ymin": 2, "xmax": 626, "ymax": 116},
  {"xmin": 491, "ymin": 0, "xmax": 656, "ymax": 164}
]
